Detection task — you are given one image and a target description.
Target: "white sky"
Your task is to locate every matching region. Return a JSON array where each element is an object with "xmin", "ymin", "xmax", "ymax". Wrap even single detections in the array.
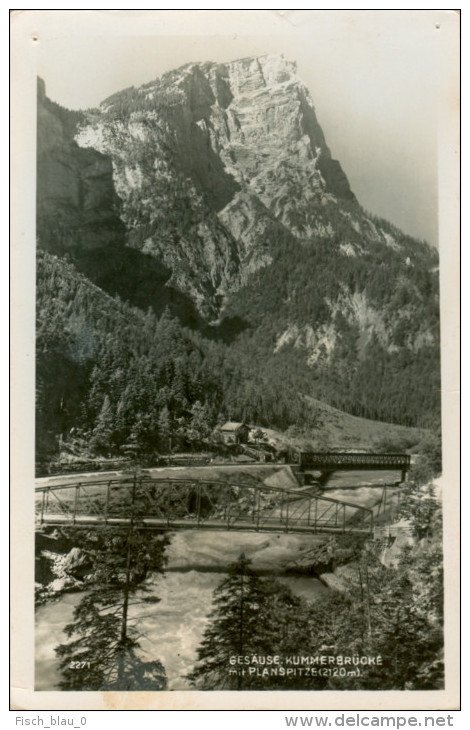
[{"xmin": 31, "ymin": 9, "xmax": 459, "ymax": 248}]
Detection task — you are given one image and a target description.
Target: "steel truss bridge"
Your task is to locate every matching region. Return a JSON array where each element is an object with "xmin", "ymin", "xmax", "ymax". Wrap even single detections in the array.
[
  {"xmin": 35, "ymin": 476, "xmax": 375, "ymax": 536},
  {"xmin": 297, "ymin": 452, "xmax": 410, "ymax": 485}
]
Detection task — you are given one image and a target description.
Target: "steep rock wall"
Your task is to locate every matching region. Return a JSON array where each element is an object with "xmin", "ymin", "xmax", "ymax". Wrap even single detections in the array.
[{"xmin": 37, "ymin": 78, "xmax": 124, "ymax": 252}]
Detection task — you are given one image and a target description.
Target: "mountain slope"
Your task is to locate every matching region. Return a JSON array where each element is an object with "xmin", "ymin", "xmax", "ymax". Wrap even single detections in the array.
[
  {"xmin": 70, "ymin": 55, "xmax": 438, "ymax": 353},
  {"xmin": 35, "ymin": 55, "xmax": 440, "ymax": 467}
]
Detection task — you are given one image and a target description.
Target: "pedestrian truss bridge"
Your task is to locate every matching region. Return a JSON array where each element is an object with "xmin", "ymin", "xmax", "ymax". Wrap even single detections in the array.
[{"xmin": 35, "ymin": 476, "xmax": 376, "ymax": 536}]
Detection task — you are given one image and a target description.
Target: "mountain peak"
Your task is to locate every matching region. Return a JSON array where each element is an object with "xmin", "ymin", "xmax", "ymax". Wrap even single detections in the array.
[
  {"xmin": 36, "ymin": 57, "xmax": 440, "ymax": 443},
  {"xmin": 41, "ymin": 56, "xmax": 437, "ymax": 327}
]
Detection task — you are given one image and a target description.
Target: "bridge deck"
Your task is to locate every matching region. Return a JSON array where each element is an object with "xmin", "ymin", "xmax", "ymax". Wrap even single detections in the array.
[{"xmin": 38, "ymin": 513, "xmax": 373, "ymax": 535}]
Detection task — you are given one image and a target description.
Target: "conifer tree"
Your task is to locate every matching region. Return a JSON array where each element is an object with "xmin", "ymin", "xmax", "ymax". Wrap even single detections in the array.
[
  {"xmin": 89, "ymin": 395, "xmax": 115, "ymax": 455},
  {"xmin": 55, "ymin": 528, "xmax": 168, "ymax": 691},
  {"xmin": 186, "ymin": 554, "xmax": 319, "ymax": 690},
  {"xmin": 186, "ymin": 553, "xmax": 273, "ymax": 690}
]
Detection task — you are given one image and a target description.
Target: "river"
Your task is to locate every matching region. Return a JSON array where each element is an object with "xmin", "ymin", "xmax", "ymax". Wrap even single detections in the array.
[
  {"xmin": 35, "ymin": 561, "xmax": 328, "ymax": 690},
  {"xmin": 35, "ymin": 470, "xmax": 398, "ymax": 690}
]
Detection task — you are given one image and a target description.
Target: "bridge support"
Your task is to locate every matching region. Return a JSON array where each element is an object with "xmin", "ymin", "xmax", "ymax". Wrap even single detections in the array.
[{"xmin": 318, "ymin": 470, "xmax": 334, "ymax": 487}]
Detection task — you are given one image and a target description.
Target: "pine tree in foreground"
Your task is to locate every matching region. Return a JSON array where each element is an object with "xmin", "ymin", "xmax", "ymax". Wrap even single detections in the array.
[
  {"xmin": 55, "ymin": 528, "xmax": 168, "ymax": 691},
  {"xmin": 186, "ymin": 553, "xmax": 317, "ymax": 690},
  {"xmin": 186, "ymin": 553, "xmax": 270, "ymax": 689}
]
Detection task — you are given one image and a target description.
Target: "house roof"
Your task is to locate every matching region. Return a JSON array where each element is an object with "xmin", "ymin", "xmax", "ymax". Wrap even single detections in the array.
[{"xmin": 220, "ymin": 421, "xmax": 249, "ymax": 432}]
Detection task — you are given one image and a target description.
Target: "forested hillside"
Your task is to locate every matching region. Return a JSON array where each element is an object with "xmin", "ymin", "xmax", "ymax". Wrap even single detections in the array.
[{"xmin": 37, "ymin": 252, "xmax": 324, "ymax": 470}]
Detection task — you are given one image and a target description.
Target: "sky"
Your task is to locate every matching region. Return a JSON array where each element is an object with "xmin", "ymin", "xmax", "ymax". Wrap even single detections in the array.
[{"xmin": 31, "ymin": 9, "xmax": 459, "ymax": 248}]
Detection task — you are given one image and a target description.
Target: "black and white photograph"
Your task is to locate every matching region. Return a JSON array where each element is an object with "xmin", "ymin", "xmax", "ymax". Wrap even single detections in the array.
[{"xmin": 10, "ymin": 9, "xmax": 460, "ymax": 711}]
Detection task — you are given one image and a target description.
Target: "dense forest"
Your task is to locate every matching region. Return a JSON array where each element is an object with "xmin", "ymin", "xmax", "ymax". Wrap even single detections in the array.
[
  {"xmin": 36, "ymin": 251, "xmax": 327, "ymax": 470},
  {"xmin": 36, "ymin": 239, "xmax": 439, "ymax": 471},
  {"xmin": 221, "ymin": 227, "xmax": 440, "ymax": 428}
]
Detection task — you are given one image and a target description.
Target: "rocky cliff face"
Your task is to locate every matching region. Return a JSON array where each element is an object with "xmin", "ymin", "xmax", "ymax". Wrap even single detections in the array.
[
  {"xmin": 37, "ymin": 56, "xmax": 440, "ymax": 416},
  {"xmin": 37, "ymin": 78, "xmax": 124, "ymax": 253}
]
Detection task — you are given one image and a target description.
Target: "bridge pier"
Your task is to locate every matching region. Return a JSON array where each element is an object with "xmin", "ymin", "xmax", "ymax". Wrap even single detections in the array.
[
  {"xmin": 291, "ymin": 470, "xmax": 327, "ymax": 488},
  {"xmin": 318, "ymin": 470, "xmax": 334, "ymax": 487}
]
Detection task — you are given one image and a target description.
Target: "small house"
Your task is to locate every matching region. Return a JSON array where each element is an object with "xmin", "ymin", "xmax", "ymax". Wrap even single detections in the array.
[{"xmin": 220, "ymin": 421, "xmax": 250, "ymax": 445}]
